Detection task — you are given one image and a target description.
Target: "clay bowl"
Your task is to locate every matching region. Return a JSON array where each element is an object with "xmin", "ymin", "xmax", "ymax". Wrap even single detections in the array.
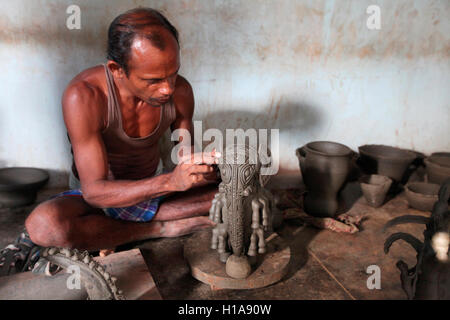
[
  {"xmin": 0, "ymin": 167, "xmax": 49, "ymax": 208},
  {"xmin": 358, "ymin": 145, "xmax": 417, "ymax": 182},
  {"xmin": 424, "ymin": 154, "xmax": 450, "ymax": 185},
  {"xmin": 405, "ymin": 182, "xmax": 440, "ymax": 212},
  {"xmin": 360, "ymin": 174, "xmax": 392, "ymax": 207}
]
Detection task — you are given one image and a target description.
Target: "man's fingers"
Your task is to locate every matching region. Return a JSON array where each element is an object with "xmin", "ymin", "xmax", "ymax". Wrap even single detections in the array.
[
  {"xmin": 188, "ymin": 164, "xmax": 215, "ymax": 174},
  {"xmin": 179, "ymin": 151, "xmax": 221, "ymax": 165}
]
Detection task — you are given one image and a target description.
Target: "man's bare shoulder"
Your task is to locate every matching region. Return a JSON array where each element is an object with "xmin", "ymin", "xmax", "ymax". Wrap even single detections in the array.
[
  {"xmin": 173, "ymin": 75, "xmax": 194, "ymax": 117},
  {"xmin": 62, "ymin": 65, "xmax": 107, "ymax": 130}
]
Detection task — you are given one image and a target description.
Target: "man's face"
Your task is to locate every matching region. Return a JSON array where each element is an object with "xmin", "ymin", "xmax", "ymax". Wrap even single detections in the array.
[{"xmin": 120, "ymin": 29, "xmax": 180, "ymax": 107}]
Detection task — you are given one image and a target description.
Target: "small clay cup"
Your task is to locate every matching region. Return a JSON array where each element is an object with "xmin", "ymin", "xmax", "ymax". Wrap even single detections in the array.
[
  {"xmin": 405, "ymin": 182, "xmax": 440, "ymax": 212},
  {"xmin": 360, "ymin": 174, "xmax": 392, "ymax": 207}
]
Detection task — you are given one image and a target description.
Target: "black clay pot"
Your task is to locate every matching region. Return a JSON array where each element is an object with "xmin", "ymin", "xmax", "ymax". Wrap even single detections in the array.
[
  {"xmin": 0, "ymin": 167, "xmax": 49, "ymax": 208},
  {"xmin": 296, "ymin": 141, "xmax": 353, "ymax": 217},
  {"xmin": 358, "ymin": 145, "xmax": 417, "ymax": 183}
]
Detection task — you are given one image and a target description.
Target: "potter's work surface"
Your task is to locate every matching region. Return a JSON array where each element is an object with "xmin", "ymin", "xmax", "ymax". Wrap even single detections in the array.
[{"xmin": 184, "ymin": 231, "xmax": 290, "ymax": 290}]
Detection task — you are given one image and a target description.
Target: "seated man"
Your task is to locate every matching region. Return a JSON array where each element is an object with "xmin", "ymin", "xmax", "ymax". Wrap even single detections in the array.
[{"xmin": 0, "ymin": 8, "xmax": 219, "ymax": 275}]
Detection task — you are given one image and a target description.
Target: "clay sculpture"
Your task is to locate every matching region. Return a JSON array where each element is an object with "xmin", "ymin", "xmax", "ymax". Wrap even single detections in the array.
[
  {"xmin": 296, "ymin": 141, "xmax": 353, "ymax": 217},
  {"xmin": 209, "ymin": 143, "xmax": 275, "ymax": 279},
  {"xmin": 383, "ymin": 179, "xmax": 450, "ymax": 300},
  {"xmin": 37, "ymin": 247, "xmax": 124, "ymax": 300}
]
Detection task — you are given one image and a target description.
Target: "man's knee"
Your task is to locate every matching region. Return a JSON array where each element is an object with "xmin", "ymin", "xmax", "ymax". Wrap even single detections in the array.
[{"xmin": 25, "ymin": 199, "xmax": 75, "ymax": 248}]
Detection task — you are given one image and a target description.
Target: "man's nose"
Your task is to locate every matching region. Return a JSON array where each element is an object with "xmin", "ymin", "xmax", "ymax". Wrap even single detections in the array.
[{"xmin": 159, "ymin": 80, "xmax": 175, "ymax": 96}]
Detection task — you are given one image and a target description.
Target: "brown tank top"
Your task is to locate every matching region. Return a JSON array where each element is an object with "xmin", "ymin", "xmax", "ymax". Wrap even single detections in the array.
[{"xmin": 71, "ymin": 64, "xmax": 177, "ymax": 181}]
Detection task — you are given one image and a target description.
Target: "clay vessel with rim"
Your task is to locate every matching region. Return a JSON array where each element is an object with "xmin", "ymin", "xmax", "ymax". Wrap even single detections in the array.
[
  {"xmin": 405, "ymin": 182, "xmax": 440, "ymax": 212},
  {"xmin": 0, "ymin": 167, "xmax": 49, "ymax": 208},
  {"xmin": 296, "ymin": 141, "xmax": 353, "ymax": 218},
  {"xmin": 424, "ymin": 154, "xmax": 450, "ymax": 185},
  {"xmin": 360, "ymin": 174, "xmax": 392, "ymax": 208},
  {"xmin": 358, "ymin": 144, "xmax": 417, "ymax": 182}
]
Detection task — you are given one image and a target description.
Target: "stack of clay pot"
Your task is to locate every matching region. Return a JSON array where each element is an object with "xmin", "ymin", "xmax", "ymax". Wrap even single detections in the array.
[
  {"xmin": 424, "ymin": 153, "xmax": 450, "ymax": 185},
  {"xmin": 404, "ymin": 182, "xmax": 440, "ymax": 211}
]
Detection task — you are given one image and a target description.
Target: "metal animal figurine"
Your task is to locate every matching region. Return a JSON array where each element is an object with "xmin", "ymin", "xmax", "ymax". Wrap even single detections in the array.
[
  {"xmin": 209, "ymin": 143, "xmax": 275, "ymax": 279},
  {"xmin": 384, "ymin": 179, "xmax": 450, "ymax": 299}
]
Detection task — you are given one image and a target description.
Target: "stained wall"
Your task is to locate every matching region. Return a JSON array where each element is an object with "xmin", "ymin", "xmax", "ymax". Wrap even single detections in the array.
[{"xmin": 0, "ymin": 0, "xmax": 448, "ymax": 185}]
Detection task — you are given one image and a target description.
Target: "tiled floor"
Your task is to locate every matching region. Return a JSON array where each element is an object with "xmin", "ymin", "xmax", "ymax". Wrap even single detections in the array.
[{"xmin": 0, "ymin": 184, "xmax": 428, "ymax": 300}]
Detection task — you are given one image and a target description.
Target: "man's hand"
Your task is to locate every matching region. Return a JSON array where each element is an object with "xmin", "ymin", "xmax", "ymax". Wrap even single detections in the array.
[{"xmin": 170, "ymin": 151, "xmax": 221, "ymax": 191}]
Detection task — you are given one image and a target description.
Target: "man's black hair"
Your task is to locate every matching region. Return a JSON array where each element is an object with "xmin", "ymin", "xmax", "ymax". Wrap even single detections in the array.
[{"xmin": 107, "ymin": 7, "xmax": 179, "ymax": 75}]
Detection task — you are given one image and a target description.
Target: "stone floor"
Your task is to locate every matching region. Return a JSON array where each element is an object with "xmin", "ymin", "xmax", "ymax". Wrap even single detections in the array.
[{"xmin": 0, "ymin": 182, "xmax": 430, "ymax": 300}]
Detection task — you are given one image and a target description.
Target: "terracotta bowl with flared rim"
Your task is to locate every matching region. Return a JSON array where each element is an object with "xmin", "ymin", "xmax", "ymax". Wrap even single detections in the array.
[
  {"xmin": 0, "ymin": 167, "xmax": 49, "ymax": 208},
  {"xmin": 405, "ymin": 182, "xmax": 440, "ymax": 212},
  {"xmin": 358, "ymin": 144, "xmax": 417, "ymax": 182},
  {"xmin": 359, "ymin": 174, "xmax": 392, "ymax": 207}
]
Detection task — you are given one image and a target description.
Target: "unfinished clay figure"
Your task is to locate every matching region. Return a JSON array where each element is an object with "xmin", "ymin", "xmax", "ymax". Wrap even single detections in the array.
[{"xmin": 209, "ymin": 144, "xmax": 275, "ymax": 279}]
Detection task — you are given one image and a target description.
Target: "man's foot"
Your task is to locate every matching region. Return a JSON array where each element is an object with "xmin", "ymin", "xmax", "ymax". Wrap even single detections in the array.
[
  {"xmin": 99, "ymin": 248, "xmax": 115, "ymax": 257},
  {"xmin": 0, "ymin": 230, "xmax": 41, "ymax": 277}
]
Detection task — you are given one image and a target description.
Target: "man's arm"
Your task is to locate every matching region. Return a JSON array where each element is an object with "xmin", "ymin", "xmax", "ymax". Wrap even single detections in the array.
[
  {"xmin": 63, "ymin": 81, "xmax": 216, "ymax": 209},
  {"xmin": 171, "ymin": 76, "xmax": 195, "ymax": 158},
  {"xmin": 172, "ymin": 77, "xmax": 219, "ymax": 181}
]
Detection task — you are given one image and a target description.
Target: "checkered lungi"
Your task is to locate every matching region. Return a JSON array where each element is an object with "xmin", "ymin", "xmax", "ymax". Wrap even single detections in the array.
[
  {"xmin": 52, "ymin": 160, "xmax": 166, "ymax": 222},
  {"xmin": 51, "ymin": 189, "xmax": 163, "ymax": 222}
]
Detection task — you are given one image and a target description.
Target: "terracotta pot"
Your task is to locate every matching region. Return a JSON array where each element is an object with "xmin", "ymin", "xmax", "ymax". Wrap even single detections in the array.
[
  {"xmin": 296, "ymin": 141, "xmax": 353, "ymax": 217},
  {"xmin": 405, "ymin": 182, "xmax": 440, "ymax": 212},
  {"xmin": 424, "ymin": 155, "xmax": 450, "ymax": 185},
  {"xmin": 358, "ymin": 145, "xmax": 417, "ymax": 182},
  {"xmin": 0, "ymin": 167, "xmax": 49, "ymax": 208},
  {"xmin": 360, "ymin": 174, "xmax": 392, "ymax": 208}
]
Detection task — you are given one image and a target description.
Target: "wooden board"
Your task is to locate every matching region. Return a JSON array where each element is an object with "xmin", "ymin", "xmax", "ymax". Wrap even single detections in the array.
[
  {"xmin": 184, "ymin": 231, "xmax": 291, "ymax": 290},
  {"xmin": 95, "ymin": 248, "xmax": 162, "ymax": 300}
]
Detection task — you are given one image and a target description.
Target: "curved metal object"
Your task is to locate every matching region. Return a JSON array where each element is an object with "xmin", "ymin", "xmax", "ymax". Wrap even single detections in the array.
[
  {"xmin": 41, "ymin": 247, "xmax": 124, "ymax": 300},
  {"xmin": 383, "ymin": 232, "xmax": 423, "ymax": 254},
  {"xmin": 382, "ymin": 215, "xmax": 429, "ymax": 233},
  {"xmin": 384, "ymin": 179, "xmax": 450, "ymax": 300}
]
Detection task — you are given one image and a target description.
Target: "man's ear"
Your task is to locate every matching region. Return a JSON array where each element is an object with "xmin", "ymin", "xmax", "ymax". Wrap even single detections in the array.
[{"xmin": 106, "ymin": 61, "xmax": 126, "ymax": 79}]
